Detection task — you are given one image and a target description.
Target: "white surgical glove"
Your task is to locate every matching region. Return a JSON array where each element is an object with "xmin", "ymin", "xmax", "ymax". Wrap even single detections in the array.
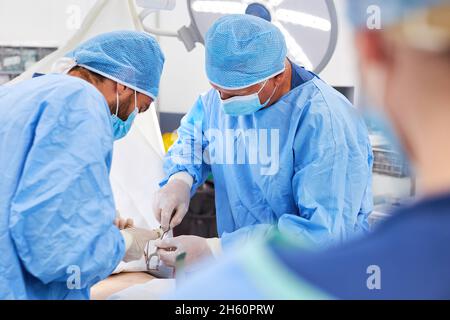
[
  {"xmin": 153, "ymin": 172, "xmax": 193, "ymax": 231},
  {"xmin": 155, "ymin": 235, "xmax": 221, "ymax": 271},
  {"xmin": 120, "ymin": 227, "xmax": 159, "ymax": 263},
  {"xmin": 114, "ymin": 211, "xmax": 134, "ymax": 230}
]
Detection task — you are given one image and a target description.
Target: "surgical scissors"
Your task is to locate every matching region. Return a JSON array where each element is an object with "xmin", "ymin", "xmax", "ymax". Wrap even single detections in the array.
[{"xmin": 144, "ymin": 228, "xmax": 170, "ymax": 271}]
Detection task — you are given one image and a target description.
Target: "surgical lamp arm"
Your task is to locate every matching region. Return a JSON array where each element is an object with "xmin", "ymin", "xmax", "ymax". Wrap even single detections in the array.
[
  {"xmin": 140, "ymin": 9, "xmax": 178, "ymax": 37},
  {"xmin": 141, "ymin": 9, "xmax": 201, "ymax": 51}
]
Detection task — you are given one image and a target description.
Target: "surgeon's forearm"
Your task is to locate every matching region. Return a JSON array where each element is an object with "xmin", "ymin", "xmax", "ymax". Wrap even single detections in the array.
[{"xmin": 120, "ymin": 230, "xmax": 133, "ymax": 251}]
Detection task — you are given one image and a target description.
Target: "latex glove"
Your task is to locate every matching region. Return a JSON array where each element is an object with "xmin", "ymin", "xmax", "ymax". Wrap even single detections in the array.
[
  {"xmin": 114, "ymin": 210, "xmax": 134, "ymax": 230},
  {"xmin": 120, "ymin": 227, "xmax": 160, "ymax": 263},
  {"xmin": 114, "ymin": 217, "xmax": 134, "ymax": 230},
  {"xmin": 155, "ymin": 235, "xmax": 221, "ymax": 270},
  {"xmin": 153, "ymin": 175, "xmax": 192, "ymax": 231}
]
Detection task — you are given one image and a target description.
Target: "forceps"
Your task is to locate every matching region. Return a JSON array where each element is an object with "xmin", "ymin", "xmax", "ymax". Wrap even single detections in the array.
[{"xmin": 144, "ymin": 228, "xmax": 170, "ymax": 271}]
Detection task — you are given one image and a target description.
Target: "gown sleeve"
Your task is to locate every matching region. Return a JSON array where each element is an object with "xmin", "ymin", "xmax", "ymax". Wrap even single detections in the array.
[{"xmin": 160, "ymin": 97, "xmax": 211, "ymax": 195}]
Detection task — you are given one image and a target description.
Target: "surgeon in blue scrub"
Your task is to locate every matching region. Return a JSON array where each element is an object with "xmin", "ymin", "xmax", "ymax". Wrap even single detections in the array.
[
  {"xmin": 0, "ymin": 31, "xmax": 165, "ymax": 299},
  {"xmin": 171, "ymin": 0, "xmax": 450, "ymax": 299},
  {"xmin": 153, "ymin": 14, "xmax": 373, "ymax": 269}
]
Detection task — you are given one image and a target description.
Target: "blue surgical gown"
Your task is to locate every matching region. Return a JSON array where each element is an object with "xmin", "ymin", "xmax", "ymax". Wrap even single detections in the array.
[
  {"xmin": 171, "ymin": 193, "xmax": 450, "ymax": 299},
  {"xmin": 0, "ymin": 74, "xmax": 125, "ymax": 300},
  {"xmin": 162, "ymin": 65, "xmax": 373, "ymax": 248}
]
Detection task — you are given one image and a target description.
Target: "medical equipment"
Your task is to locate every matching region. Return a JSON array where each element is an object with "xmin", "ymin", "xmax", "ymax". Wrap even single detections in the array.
[
  {"xmin": 137, "ymin": 0, "xmax": 176, "ymax": 11},
  {"xmin": 144, "ymin": 227, "xmax": 170, "ymax": 270}
]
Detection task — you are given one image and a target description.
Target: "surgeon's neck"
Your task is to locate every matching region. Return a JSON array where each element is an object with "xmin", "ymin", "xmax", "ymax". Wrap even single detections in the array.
[
  {"xmin": 69, "ymin": 68, "xmax": 116, "ymax": 111},
  {"xmin": 411, "ymin": 98, "xmax": 450, "ymax": 198},
  {"xmin": 414, "ymin": 123, "xmax": 450, "ymax": 198},
  {"xmin": 385, "ymin": 46, "xmax": 450, "ymax": 199},
  {"xmin": 272, "ymin": 60, "xmax": 292, "ymax": 103}
]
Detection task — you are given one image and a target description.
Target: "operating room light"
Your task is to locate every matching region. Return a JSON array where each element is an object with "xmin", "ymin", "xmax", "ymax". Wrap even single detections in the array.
[
  {"xmin": 136, "ymin": 0, "xmax": 176, "ymax": 10},
  {"xmin": 267, "ymin": 0, "xmax": 284, "ymax": 6},
  {"xmin": 191, "ymin": 1, "xmax": 245, "ymax": 14},
  {"xmin": 273, "ymin": 21, "xmax": 313, "ymax": 70},
  {"xmin": 275, "ymin": 9, "xmax": 332, "ymax": 31}
]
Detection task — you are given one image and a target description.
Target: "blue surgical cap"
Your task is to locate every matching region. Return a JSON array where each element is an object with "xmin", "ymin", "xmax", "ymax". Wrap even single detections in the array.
[
  {"xmin": 66, "ymin": 30, "xmax": 165, "ymax": 99},
  {"xmin": 205, "ymin": 14, "xmax": 287, "ymax": 90},
  {"xmin": 347, "ymin": 0, "xmax": 447, "ymax": 28}
]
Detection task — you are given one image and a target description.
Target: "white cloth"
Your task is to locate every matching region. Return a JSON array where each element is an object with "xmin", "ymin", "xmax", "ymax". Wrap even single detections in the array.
[
  {"xmin": 111, "ymin": 124, "xmax": 167, "ymax": 273},
  {"xmin": 108, "ymin": 279, "xmax": 177, "ymax": 300}
]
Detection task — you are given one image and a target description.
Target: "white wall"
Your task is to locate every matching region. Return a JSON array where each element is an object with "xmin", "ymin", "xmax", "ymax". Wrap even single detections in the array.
[
  {"xmin": 156, "ymin": 0, "xmax": 210, "ymax": 114},
  {"xmin": 320, "ymin": 0, "xmax": 358, "ymax": 88},
  {"xmin": 0, "ymin": 0, "xmax": 358, "ymax": 113},
  {"xmin": 0, "ymin": 0, "xmax": 95, "ymax": 47}
]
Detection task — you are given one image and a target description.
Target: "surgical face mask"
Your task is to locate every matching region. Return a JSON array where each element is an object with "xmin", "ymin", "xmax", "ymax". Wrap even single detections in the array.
[
  {"xmin": 111, "ymin": 90, "xmax": 138, "ymax": 141},
  {"xmin": 220, "ymin": 80, "xmax": 278, "ymax": 116}
]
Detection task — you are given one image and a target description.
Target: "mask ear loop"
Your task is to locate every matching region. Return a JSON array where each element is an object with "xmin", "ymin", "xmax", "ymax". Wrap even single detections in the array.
[
  {"xmin": 267, "ymin": 83, "xmax": 279, "ymax": 101},
  {"xmin": 115, "ymin": 90, "xmax": 120, "ymax": 116},
  {"xmin": 261, "ymin": 80, "xmax": 279, "ymax": 107},
  {"xmin": 257, "ymin": 79, "xmax": 269, "ymax": 94}
]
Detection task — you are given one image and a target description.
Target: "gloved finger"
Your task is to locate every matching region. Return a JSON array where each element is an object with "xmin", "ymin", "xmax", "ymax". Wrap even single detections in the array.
[
  {"xmin": 113, "ymin": 218, "xmax": 120, "ymax": 228},
  {"xmin": 138, "ymin": 228, "xmax": 160, "ymax": 242},
  {"xmin": 154, "ymin": 206, "xmax": 162, "ymax": 224},
  {"xmin": 125, "ymin": 218, "xmax": 134, "ymax": 228},
  {"xmin": 157, "ymin": 249, "xmax": 178, "ymax": 267},
  {"xmin": 160, "ymin": 204, "xmax": 176, "ymax": 232},
  {"xmin": 152, "ymin": 192, "xmax": 162, "ymax": 221},
  {"xmin": 154, "ymin": 237, "xmax": 177, "ymax": 250},
  {"xmin": 169, "ymin": 205, "xmax": 187, "ymax": 230},
  {"xmin": 119, "ymin": 218, "xmax": 127, "ymax": 230}
]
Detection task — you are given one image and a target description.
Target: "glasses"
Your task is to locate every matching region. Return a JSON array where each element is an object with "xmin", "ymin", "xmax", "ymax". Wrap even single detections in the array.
[{"xmin": 144, "ymin": 228, "xmax": 170, "ymax": 271}]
